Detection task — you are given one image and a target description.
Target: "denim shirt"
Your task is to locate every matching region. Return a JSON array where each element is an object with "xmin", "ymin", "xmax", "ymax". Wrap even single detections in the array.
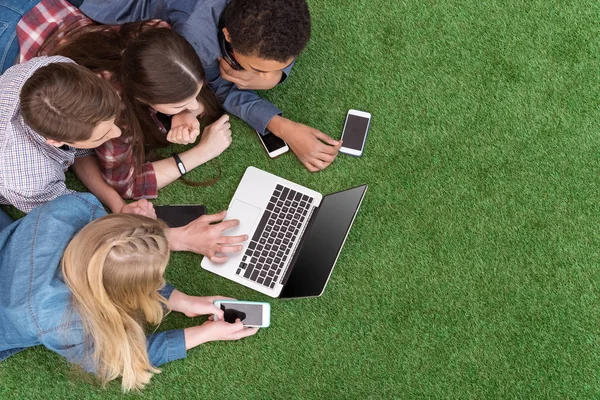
[
  {"xmin": 0, "ymin": 193, "xmax": 186, "ymax": 369},
  {"xmin": 80, "ymin": 0, "xmax": 294, "ymax": 134}
]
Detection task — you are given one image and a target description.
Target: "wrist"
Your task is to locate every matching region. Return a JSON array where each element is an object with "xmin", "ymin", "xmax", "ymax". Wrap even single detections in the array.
[
  {"xmin": 266, "ymin": 115, "xmax": 290, "ymax": 140},
  {"xmin": 171, "ymin": 153, "xmax": 187, "ymax": 176},
  {"xmin": 87, "ymin": 185, "xmax": 125, "ymax": 214},
  {"xmin": 165, "ymin": 226, "xmax": 190, "ymax": 252},
  {"xmin": 167, "ymin": 289, "xmax": 194, "ymax": 314},
  {"xmin": 184, "ymin": 325, "xmax": 209, "ymax": 349},
  {"xmin": 111, "ymin": 198, "xmax": 127, "ymax": 214},
  {"xmin": 180, "ymin": 143, "xmax": 210, "ymax": 170}
]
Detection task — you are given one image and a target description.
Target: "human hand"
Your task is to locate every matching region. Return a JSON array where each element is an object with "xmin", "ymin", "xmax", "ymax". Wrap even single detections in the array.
[
  {"xmin": 219, "ymin": 57, "xmax": 282, "ymax": 90},
  {"xmin": 195, "ymin": 114, "xmax": 232, "ymax": 161},
  {"xmin": 169, "ymin": 210, "xmax": 247, "ymax": 261},
  {"xmin": 179, "ymin": 295, "xmax": 236, "ymax": 318},
  {"xmin": 272, "ymin": 118, "xmax": 342, "ymax": 172},
  {"xmin": 167, "ymin": 111, "xmax": 200, "ymax": 144},
  {"xmin": 119, "ymin": 199, "xmax": 156, "ymax": 219},
  {"xmin": 185, "ymin": 319, "xmax": 258, "ymax": 349}
]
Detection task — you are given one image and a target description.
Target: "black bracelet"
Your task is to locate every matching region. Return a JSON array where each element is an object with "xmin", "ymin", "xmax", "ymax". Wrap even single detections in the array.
[{"xmin": 172, "ymin": 153, "xmax": 187, "ymax": 176}]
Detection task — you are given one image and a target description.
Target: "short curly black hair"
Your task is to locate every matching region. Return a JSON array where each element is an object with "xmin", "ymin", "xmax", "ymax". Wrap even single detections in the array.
[{"xmin": 222, "ymin": 0, "xmax": 311, "ymax": 62}]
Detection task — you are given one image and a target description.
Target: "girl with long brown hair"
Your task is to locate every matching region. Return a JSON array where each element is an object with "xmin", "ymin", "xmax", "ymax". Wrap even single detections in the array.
[
  {"xmin": 28, "ymin": 9, "xmax": 233, "ymax": 199},
  {"xmin": 0, "ymin": 193, "xmax": 257, "ymax": 392}
]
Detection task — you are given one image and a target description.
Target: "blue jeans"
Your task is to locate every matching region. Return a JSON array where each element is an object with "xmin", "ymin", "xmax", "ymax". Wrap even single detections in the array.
[
  {"xmin": 0, "ymin": 0, "xmax": 84, "ymax": 74},
  {"xmin": 0, "ymin": 0, "xmax": 39, "ymax": 73}
]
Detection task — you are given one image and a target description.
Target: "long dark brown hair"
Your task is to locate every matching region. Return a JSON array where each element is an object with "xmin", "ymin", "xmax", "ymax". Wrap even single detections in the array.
[{"xmin": 49, "ymin": 21, "xmax": 222, "ymax": 173}]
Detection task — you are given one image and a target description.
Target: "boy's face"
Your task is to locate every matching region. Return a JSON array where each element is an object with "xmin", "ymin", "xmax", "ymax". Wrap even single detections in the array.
[
  {"xmin": 230, "ymin": 51, "xmax": 293, "ymax": 80},
  {"xmin": 46, "ymin": 118, "xmax": 122, "ymax": 149},
  {"xmin": 223, "ymin": 28, "xmax": 293, "ymax": 80}
]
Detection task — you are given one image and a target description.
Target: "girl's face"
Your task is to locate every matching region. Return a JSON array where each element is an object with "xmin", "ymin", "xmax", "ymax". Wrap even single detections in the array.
[{"xmin": 150, "ymin": 84, "xmax": 204, "ymax": 116}]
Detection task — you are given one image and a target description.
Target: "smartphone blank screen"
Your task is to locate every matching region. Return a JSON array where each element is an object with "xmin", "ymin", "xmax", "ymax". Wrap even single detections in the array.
[
  {"xmin": 155, "ymin": 205, "xmax": 206, "ymax": 228},
  {"xmin": 220, "ymin": 303, "xmax": 263, "ymax": 326},
  {"xmin": 342, "ymin": 114, "xmax": 370, "ymax": 151},
  {"xmin": 262, "ymin": 130, "xmax": 287, "ymax": 153}
]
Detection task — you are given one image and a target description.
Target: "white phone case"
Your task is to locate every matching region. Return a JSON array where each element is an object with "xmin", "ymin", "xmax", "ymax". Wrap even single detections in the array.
[
  {"xmin": 256, "ymin": 130, "xmax": 289, "ymax": 158},
  {"xmin": 213, "ymin": 300, "xmax": 271, "ymax": 327},
  {"xmin": 339, "ymin": 109, "xmax": 371, "ymax": 157}
]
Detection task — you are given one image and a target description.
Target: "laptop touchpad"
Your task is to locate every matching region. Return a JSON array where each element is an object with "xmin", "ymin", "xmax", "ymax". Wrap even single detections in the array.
[{"xmin": 222, "ymin": 200, "xmax": 261, "ymax": 240}]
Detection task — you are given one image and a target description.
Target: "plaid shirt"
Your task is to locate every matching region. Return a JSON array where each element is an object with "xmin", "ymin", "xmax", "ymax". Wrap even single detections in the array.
[
  {"xmin": 16, "ymin": 0, "xmax": 90, "ymax": 64},
  {"xmin": 17, "ymin": 0, "xmax": 160, "ymax": 199},
  {"xmin": 0, "ymin": 56, "xmax": 94, "ymax": 213},
  {"xmin": 97, "ymin": 136, "xmax": 158, "ymax": 199}
]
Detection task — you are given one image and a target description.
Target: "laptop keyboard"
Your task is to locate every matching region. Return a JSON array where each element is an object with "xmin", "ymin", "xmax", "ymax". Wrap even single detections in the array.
[{"xmin": 236, "ymin": 184, "xmax": 314, "ymax": 288}]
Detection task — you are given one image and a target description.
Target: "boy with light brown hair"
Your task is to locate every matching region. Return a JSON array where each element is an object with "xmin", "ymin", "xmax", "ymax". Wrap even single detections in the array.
[{"xmin": 0, "ymin": 55, "xmax": 151, "ymax": 215}]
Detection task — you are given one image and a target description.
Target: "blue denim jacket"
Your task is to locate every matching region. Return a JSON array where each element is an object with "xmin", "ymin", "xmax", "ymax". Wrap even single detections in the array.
[
  {"xmin": 0, "ymin": 193, "xmax": 186, "ymax": 369},
  {"xmin": 80, "ymin": 0, "xmax": 294, "ymax": 134}
]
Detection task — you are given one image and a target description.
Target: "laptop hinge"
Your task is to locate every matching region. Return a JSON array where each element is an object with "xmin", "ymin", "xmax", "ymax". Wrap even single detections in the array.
[{"xmin": 279, "ymin": 204, "xmax": 320, "ymax": 286}]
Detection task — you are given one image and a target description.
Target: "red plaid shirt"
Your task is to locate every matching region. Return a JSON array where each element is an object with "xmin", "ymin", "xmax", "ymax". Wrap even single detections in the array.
[{"xmin": 17, "ymin": 0, "xmax": 162, "ymax": 199}]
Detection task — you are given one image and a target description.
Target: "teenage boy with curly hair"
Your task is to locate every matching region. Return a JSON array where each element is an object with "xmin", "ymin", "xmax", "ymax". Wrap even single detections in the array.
[{"xmin": 80, "ymin": 0, "xmax": 342, "ymax": 172}]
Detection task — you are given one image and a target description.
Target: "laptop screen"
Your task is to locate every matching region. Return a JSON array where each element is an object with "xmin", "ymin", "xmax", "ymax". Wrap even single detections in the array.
[{"xmin": 279, "ymin": 185, "xmax": 367, "ymax": 299}]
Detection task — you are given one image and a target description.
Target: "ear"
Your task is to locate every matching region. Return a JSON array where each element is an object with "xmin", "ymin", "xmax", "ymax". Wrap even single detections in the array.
[
  {"xmin": 222, "ymin": 27, "xmax": 232, "ymax": 43},
  {"xmin": 45, "ymin": 138, "xmax": 67, "ymax": 147}
]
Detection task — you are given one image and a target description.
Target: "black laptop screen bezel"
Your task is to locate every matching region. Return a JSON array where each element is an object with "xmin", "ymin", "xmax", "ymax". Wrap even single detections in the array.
[{"xmin": 279, "ymin": 184, "xmax": 368, "ymax": 299}]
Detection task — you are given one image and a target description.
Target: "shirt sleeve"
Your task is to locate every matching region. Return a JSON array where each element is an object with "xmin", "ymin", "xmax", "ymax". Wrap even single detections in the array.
[
  {"xmin": 159, "ymin": 283, "xmax": 176, "ymax": 300},
  {"xmin": 204, "ymin": 62, "xmax": 283, "ymax": 134},
  {"xmin": 41, "ymin": 324, "xmax": 186, "ymax": 373},
  {"xmin": 2, "ymin": 182, "xmax": 75, "ymax": 213},
  {"xmin": 80, "ymin": 0, "xmax": 169, "ymax": 23},
  {"xmin": 146, "ymin": 329, "xmax": 187, "ymax": 366},
  {"xmin": 148, "ymin": 282, "xmax": 188, "ymax": 365},
  {"xmin": 95, "ymin": 138, "xmax": 158, "ymax": 200}
]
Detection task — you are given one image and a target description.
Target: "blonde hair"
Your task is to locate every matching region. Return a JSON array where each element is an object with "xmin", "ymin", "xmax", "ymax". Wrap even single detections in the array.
[{"xmin": 61, "ymin": 213, "xmax": 170, "ymax": 392}]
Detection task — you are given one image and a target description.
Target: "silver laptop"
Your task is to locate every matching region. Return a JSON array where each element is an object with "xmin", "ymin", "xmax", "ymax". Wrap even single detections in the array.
[{"xmin": 201, "ymin": 166, "xmax": 367, "ymax": 299}]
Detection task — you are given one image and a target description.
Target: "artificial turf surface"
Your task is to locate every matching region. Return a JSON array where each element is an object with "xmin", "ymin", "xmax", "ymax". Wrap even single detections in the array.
[{"xmin": 1, "ymin": 0, "xmax": 600, "ymax": 398}]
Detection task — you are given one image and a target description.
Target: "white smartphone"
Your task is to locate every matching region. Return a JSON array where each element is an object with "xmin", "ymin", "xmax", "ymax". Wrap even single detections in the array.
[
  {"xmin": 256, "ymin": 129, "xmax": 289, "ymax": 158},
  {"xmin": 213, "ymin": 300, "xmax": 271, "ymax": 328},
  {"xmin": 339, "ymin": 109, "xmax": 372, "ymax": 157}
]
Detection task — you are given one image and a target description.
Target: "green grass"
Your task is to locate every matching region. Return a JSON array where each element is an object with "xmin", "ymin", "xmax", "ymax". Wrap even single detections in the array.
[{"xmin": 1, "ymin": 0, "xmax": 600, "ymax": 398}]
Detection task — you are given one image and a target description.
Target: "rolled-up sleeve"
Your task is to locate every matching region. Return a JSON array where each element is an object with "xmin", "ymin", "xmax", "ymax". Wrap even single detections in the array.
[
  {"xmin": 95, "ymin": 138, "xmax": 158, "ymax": 200},
  {"xmin": 159, "ymin": 282, "xmax": 176, "ymax": 300},
  {"xmin": 147, "ymin": 329, "xmax": 187, "ymax": 366},
  {"xmin": 43, "ymin": 325, "xmax": 187, "ymax": 371},
  {"xmin": 205, "ymin": 63, "xmax": 283, "ymax": 134}
]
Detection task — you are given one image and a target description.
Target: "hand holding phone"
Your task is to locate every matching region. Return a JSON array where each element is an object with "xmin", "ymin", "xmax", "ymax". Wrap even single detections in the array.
[
  {"xmin": 213, "ymin": 300, "xmax": 271, "ymax": 327},
  {"xmin": 185, "ymin": 319, "xmax": 258, "ymax": 348},
  {"xmin": 340, "ymin": 109, "xmax": 372, "ymax": 157}
]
